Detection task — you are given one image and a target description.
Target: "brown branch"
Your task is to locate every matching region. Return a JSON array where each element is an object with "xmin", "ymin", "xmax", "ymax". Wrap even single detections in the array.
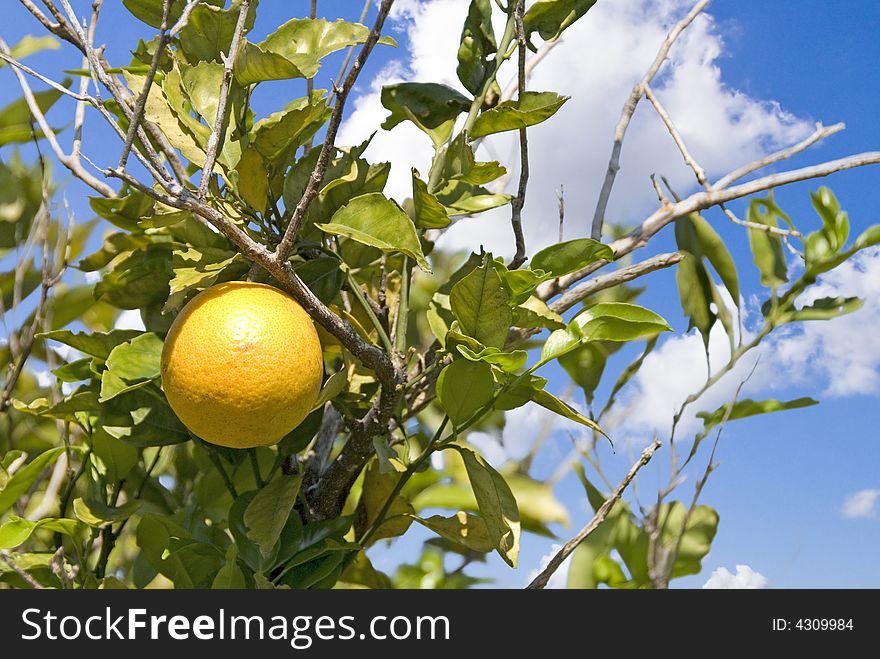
[
  {"xmin": 197, "ymin": 0, "xmax": 250, "ymax": 198},
  {"xmin": 119, "ymin": 0, "xmax": 173, "ymax": 169},
  {"xmin": 508, "ymin": 0, "xmax": 528, "ymax": 270},
  {"xmin": 526, "ymin": 439, "xmax": 662, "ymax": 589},
  {"xmin": 274, "ymin": 0, "xmax": 395, "ymax": 261},
  {"xmin": 591, "ymin": 0, "xmax": 708, "ymax": 240}
]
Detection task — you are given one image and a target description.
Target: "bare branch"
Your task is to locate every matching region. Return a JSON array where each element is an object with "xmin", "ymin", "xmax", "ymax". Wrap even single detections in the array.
[
  {"xmin": 526, "ymin": 439, "xmax": 662, "ymax": 589},
  {"xmin": 590, "ymin": 0, "xmax": 709, "ymax": 240},
  {"xmin": 0, "ymin": 551, "xmax": 44, "ymax": 588},
  {"xmin": 501, "ymin": 36, "xmax": 561, "ymax": 102},
  {"xmin": 544, "ymin": 151, "xmax": 880, "ymax": 297},
  {"xmin": 0, "ymin": 40, "xmax": 114, "ymax": 196},
  {"xmin": 197, "ymin": 0, "xmax": 251, "ymax": 199},
  {"xmin": 119, "ymin": 0, "xmax": 173, "ymax": 169},
  {"xmin": 646, "ymin": 84, "xmax": 802, "ymax": 238},
  {"xmin": 550, "ymin": 251, "xmax": 684, "ymax": 314},
  {"xmin": 713, "ymin": 121, "xmax": 846, "ymax": 190},
  {"xmin": 508, "ymin": 0, "xmax": 528, "ymax": 269},
  {"xmin": 274, "ymin": 0, "xmax": 395, "ymax": 262}
]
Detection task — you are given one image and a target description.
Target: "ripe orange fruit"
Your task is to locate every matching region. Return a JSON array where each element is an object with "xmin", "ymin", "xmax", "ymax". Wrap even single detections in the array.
[{"xmin": 160, "ymin": 281, "xmax": 323, "ymax": 448}]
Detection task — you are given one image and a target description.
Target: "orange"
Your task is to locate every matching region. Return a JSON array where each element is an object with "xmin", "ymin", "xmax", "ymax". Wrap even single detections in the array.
[{"xmin": 160, "ymin": 281, "xmax": 323, "ymax": 448}]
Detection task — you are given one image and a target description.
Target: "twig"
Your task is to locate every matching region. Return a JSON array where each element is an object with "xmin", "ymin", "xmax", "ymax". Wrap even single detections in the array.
[
  {"xmin": 332, "ymin": 0, "xmax": 372, "ymax": 103},
  {"xmin": 303, "ymin": 0, "xmax": 320, "ymax": 153},
  {"xmin": 501, "ymin": 36, "xmax": 561, "ymax": 101},
  {"xmin": 713, "ymin": 121, "xmax": 846, "ymax": 190},
  {"xmin": 550, "ymin": 251, "xmax": 684, "ymax": 314},
  {"xmin": 557, "ymin": 185, "xmax": 565, "ymax": 241},
  {"xmin": 508, "ymin": 0, "xmax": 528, "ymax": 270},
  {"xmin": 0, "ymin": 39, "xmax": 114, "ymax": 197},
  {"xmin": 591, "ymin": 0, "xmax": 709, "ymax": 240},
  {"xmin": 0, "ymin": 551, "xmax": 44, "ymax": 588},
  {"xmin": 542, "ymin": 151, "xmax": 880, "ymax": 298},
  {"xmin": 275, "ymin": 0, "xmax": 395, "ymax": 260},
  {"xmin": 645, "ymin": 84, "xmax": 801, "ymax": 238},
  {"xmin": 526, "ymin": 439, "xmax": 662, "ymax": 589},
  {"xmin": 197, "ymin": 0, "xmax": 250, "ymax": 198},
  {"xmin": 119, "ymin": 0, "xmax": 173, "ymax": 169}
]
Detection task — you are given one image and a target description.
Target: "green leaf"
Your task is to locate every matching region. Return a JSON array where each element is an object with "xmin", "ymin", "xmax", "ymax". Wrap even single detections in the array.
[
  {"xmin": 106, "ymin": 333, "xmax": 163, "ymax": 383},
  {"xmin": 252, "ymin": 91, "xmax": 330, "ymax": 163},
  {"xmin": 457, "ymin": 0, "xmax": 497, "ymax": 95},
  {"xmin": 277, "ymin": 407, "xmax": 324, "ymax": 456},
  {"xmin": 457, "ymin": 345, "xmax": 528, "ymax": 372},
  {"xmin": 0, "ymin": 447, "xmax": 73, "ymax": 515},
  {"xmin": 449, "ymin": 257, "xmax": 512, "ymax": 348},
  {"xmin": 559, "ymin": 343, "xmax": 607, "ymax": 404},
  {"xmin": 99, "ymin": 389, "xmax": 190, "ymax": 447},
  {"xmin": 747, "ymin": 199, "xmax": 788, "ymax": 288},
  {"xmin": 436, "ymin": 180, "xmax": 511, "ymax": 215},
  {"xmin": 212, "ymin": 545, "xmax": 246, "ymax": 589},
  {"xmin": 90, "ymin": 428, "xmax": 139, "ymax": 482},
  {"xmin": 412, "ymin": 511, "xmax": 494, "ymax": 553},
  {"xmin": 470, "ymin": 91, "xmax": 569, "ymax": 139},
  {"xmin": 436, "ymin": 359, "xmax": 495, "ymax": 429},
  {"xmin": 691, "ymin": 214, "xmax": 740, "ymax": 306},
  {"xmin": 523, "ymin": 0, "xmax": 598, "ymax": 42},
  {"xmin": 40, "ymin": 329, "xmax": 143, "ymax": 360},
  {"xmin": 531, "ymin": 388, "xmax": 605, "ymax": 435},
  {"xmin": 94, "ymin": 244, "xmax": 173, "ymax": 310},
  {"xmin": 451, "ymin": 447, "xmax": 521, "ymax": 567},
  {"xmin": 123, "ymin": 0, "xmax": 224, "ymax": 29},
  {"xmin": 51, "ymin": 357, "xmax": 94, "ymax": 383},
  {"xmin": 164, "ymin": 247, "xmax": 247, "ymax": 312},
  {"xmin": 530, "ymin": 238, "xmax": 612, "ymax": 278},
  {"xmin": 0, "ymin": 261, "xmax": 41, "ymax": 309},
  {"xmin": 234, "ymin": 40, "xmax": 305, "ymax": 85},
  {"xmin": 854, "ymin": 224, "xmax": 880, "ymax": 250},
  {"xmin": 0, "ymin": 516, "xmax": 80, "ymax": 550},
  {"xmin": 784, "ymin": 296, "xmax": 863, "ymax": 322},
  {"xmin": 244, "ymin": 474, "xmax": 303, "ymax": 557},
  {"xmin": 657, "ymin": 502, "xmax": 719, "ymax": 578},
  {"xmin": 513, "ymin": 296, "xmax": 565, "ymax": 330},
  {"xmin": 0, "ymin": 82, "xmax": 70, "ymax": 146},
  {"xmin": 572, "ymin": 302, "xmax": 671, "ymax": 342},
  {"xmin": 261, "ymin": 18, "xmax": 396, "ymax": 79},
  {"xmin": 316, "ymin": 193, "xmax": 431, "ymax": 272},
  {"xmin": 136, "ymin": 514, "xmax": 224, "ymax": 588},
  {"xmin": 355, "ymin": 460, "xmax": 414, "ymax": 544},
  {"xmin": 411, "ymin": 169, "xmax": 450, "ymax": 229},
  {"xmin": 441, "ymin": 133, "xmax": 506, "ymax": 185},
  {"xmin": 178, "ymin": 1, "xmax": 257, "ymax": 64},
  {"xmin": 73, "ymin": 497, "xmax": 141, "ymax": 528},
  {"xmin": 676, "ymin": 252, "xmax": 715, "ymax": 349},
  {"xmin": 293, "ymin": 256, "xmax": 345, "ymax": 305},
  {"xmin": 233, "ymin": 148, "xmax": 268, "ymax": 213},
  {"xmin": 697, "ymin": 397, "xmax": 819, "ymax": 437},
  {"xmin": 381, "ymin": 82, "xmax": 471, "ymax": 147},
  {"xmin": 1, "ymin": 35, "xmax": 59, "ymax": 65}
]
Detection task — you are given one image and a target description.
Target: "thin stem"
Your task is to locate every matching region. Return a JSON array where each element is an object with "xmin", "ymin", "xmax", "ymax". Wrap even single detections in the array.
[
  {"xmin": 346, "ymin": 271, "xmax": 394, "ymax": 354},
  {"xmin": 508, "ymin": 0, "xmax": 528, "ymax": 269},
  {"xmin": 207, "ymin": 447, "xmax": 238, "ymax": 499},
  {"xmin": 527, "ymin": 439, "xmax": 662, "ymax": 589},
  {"xmin": 248, "ymin": 448, "xmax": 265, "ymax": 488},
  {"xmin": 197, "ymin": 0, "xmax": 250, "ymax": 199},
  {"xmin": 393, "ymin": 256, "xmax": 411, "ymax": 354}
]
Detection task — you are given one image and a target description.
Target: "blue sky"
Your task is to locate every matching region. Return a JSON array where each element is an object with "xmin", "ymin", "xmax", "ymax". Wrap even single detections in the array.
[{"xmin": 2, "ymin": 1, "xmax": 879, "ymax": 588}]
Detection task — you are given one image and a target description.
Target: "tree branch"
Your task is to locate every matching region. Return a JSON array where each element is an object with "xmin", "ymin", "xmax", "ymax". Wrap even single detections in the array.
[
  {"xmin": 274, "ymin": 0, "xmax": 395, "ymax": 261},
  {"xmin": 713, "ymin": 121, "xmax": 846, "ymax": 191},
  {"xmin": 508, "ymin": 0, "xmax": 528, "ymax": 269},
  {"xmin": 526, "ymin": 439, "xmax": 661, "ymax": 589},
  {"xmin": 590, "ymin": 0, "xmax": 708, "ymax": 240},
  {"xmin": 119, "ymin": 0, "xmax": 173, "ymax": 170},
  {"xmin": 543, "ymin": 151, "xmax": 880, "ymax": 297},
  {"xmin": 197, "ymin": 0, "xmax": 250, "ymax": 198}
]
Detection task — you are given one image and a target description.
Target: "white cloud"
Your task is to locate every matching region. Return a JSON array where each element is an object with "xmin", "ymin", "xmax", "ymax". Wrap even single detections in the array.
[
  {"xmin": 340, "ymin": 0, "xmax": 809, "ymax": 256},
  {"xmin": 526, "ymin": 543, "xmax": 571, "ymax": 589},
  {"xmin": 609, "ymin": 248, "xmax": 880, "ymax": 442},
  {"xmin": 113, "ymin": 309, "xmax": 145, "ymax": 331},
  {"xmin": 841, "ymin": 489, "xmax": 880, "ymax": 519},
  {"xmin": 703, "ymin": 564, "xmax": 768, "ymax": 589}
]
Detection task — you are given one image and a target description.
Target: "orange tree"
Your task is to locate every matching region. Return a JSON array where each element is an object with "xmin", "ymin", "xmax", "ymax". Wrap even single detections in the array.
[{"xmin": 1, "ymin": 0, "xmax": 878, "ymax": 589}]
